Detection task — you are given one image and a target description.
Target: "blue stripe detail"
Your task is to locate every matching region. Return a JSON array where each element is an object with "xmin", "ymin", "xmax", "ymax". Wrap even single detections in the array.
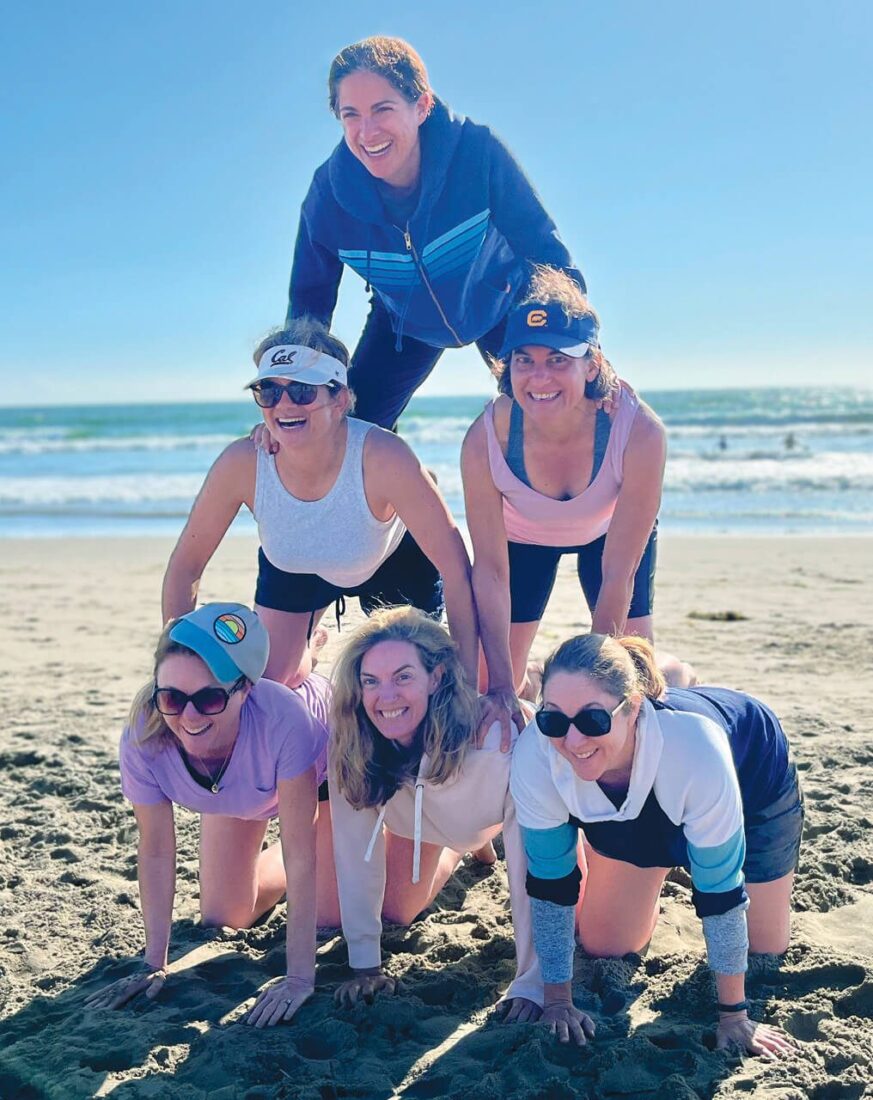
[
  {"xmin": 521, "ymin": 822, "xmax": 579, "ymax": 880},
  {"xmin": 338, "ymin": 249, "xmax": 415, "ymax": 265},
  {"xmin": 687, "ymin": 828, "xmax": 746, "ymax": 894},
  {"xmin": 168, "ymin": 620, "xmax": 241, "ymax": 685},
  {"xmin": 421, "ymin": 209, "xmax": 490, "ymax": 259},
  {"xmin": 424, "ymin": 242, "xmax": 487, "ymax": 281},
  {"xmin": 423, "ymin": 219, "xmax": 489, "ymax": 261}
]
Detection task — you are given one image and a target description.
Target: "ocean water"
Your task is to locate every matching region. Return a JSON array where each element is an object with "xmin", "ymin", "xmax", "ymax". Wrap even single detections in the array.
[{"xmin": 1, "ymin": 388, "xmax": 871, "ymax": 538}]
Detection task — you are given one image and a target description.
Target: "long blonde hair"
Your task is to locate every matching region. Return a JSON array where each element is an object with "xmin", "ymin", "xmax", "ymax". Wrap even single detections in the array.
[{"xmin": 330, "ymin": 606, "xmax": 479, "ymax": 809}]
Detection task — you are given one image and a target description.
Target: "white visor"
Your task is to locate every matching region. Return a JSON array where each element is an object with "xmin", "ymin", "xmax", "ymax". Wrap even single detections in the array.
[{"xmin": 247, "ymin": 345, "xmax": 348, "ymax": 388}]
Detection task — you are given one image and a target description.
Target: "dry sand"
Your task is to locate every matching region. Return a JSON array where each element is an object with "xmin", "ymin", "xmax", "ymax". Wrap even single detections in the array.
[{"xmin": 1, "ymin": 535, "xmax": 871, "ymax": 1099}]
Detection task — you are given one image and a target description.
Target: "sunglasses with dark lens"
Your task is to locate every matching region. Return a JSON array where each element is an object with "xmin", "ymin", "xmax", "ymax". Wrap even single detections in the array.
[
  {"xmin": 153, "ymin": 677, "xmax": 245, "ymax": 717},
  {"xmin": 535, "ymin": 699, "xmax": 625, "ymax": 739},
  {"xmin": 251, "ymin": 380, "xmax": 330, "ymax": 408}
]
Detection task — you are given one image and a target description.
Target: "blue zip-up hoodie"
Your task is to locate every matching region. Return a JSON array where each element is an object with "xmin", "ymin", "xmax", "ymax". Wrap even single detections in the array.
[{"xmin": 287, "ymin": 99, "xmax": 585, "ymax": 349}]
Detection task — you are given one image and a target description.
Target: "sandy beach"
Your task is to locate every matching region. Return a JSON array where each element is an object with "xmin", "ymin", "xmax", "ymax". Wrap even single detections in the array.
[{"xmin": 1, "ymin": 534, "xmax": 871, "ymax": 1099}]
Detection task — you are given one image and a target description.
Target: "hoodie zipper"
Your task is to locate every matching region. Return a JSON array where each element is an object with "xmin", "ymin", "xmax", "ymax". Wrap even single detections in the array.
[{"xmin": 398, "ymin": 223, "xmax": 464, "ymax": 347}]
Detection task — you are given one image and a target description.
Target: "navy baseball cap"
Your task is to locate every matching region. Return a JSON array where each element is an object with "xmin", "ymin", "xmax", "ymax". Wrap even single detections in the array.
[{"xmin": 499, "ymin": 302, "xmax": 600, "ymax": 359}]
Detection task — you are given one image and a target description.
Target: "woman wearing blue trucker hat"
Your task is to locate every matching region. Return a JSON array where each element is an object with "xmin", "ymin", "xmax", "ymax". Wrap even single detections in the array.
[
  {"xmin": 86, "ymin": 603, "xmax": 336, "ymax": 1027},
  {"xmin": 511, "ymin": 632, "xmax": 800, "ymax": 1055},
  {"xmin": 286, "ymin": 35, "xmax": 585, "ymax": 429},
  {"xmin": 162, "ymin": 318, "xmax": 480, "ymax": 694},
  {"xmin": 462, "ymin": 267, "xmax": 693, "ymax": 724}
]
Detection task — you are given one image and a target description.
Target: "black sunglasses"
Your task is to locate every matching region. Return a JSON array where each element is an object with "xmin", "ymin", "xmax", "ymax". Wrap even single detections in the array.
[
  {"xmin": 250, "ymin": 379, "xmax": 337, "ymax": 408},
  {"xmin": 535, "ymin": 699, "xmax": 625, "ymax": 739},
  {"xmin": 153, "ymin": 677, "xmax": 246, "ymax": 717}
]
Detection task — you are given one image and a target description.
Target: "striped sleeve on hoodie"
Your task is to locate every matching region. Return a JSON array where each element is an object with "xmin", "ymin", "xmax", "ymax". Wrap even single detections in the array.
[{"xmin": 510, "ymin": 724, "xmax": 580, "ymax": 983}]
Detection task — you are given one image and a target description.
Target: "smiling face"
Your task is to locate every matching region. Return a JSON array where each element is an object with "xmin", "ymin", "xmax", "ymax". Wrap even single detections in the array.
[
  {"xmin": 155, "ymin": 652, "xmax": 248, "ymax": 756},
  {"xmin": 256, "ymin": 379, "xmax": 348, "ymax": 447},
  {"xmin": 541, "ymin": 670, "xmax": 639, "ymax": 784},
  {"xmin": 336, "ymin": 70, "xmax": 430, "ymax": 189},
  {"xmin": 510, "ymin": 346, "xmax": 598, "ymax": 416},
  {"xmin": 359, "ymin": 639, "xmax": 441, "ymax": 749}
]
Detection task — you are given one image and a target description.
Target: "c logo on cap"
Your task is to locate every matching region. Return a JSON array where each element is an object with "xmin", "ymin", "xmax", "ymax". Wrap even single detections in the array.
[
  {"xmin": 214, "ymin": 613, "xmax": 246, "ymax": 644},
  {"xmin": 526, "ymin": 309, "xmax": 548, "ymax": 327}
]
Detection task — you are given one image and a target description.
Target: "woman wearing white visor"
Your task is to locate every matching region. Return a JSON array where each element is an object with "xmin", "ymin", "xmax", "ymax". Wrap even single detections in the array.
[{"xmin": 162, "ymin": 318, "xmax": 479, "ymax": 690}]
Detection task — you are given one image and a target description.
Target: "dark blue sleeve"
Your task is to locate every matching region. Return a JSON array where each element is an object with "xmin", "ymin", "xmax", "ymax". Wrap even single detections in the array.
[
  {"xmin": 286, "ymin": 180, "xmax": 344, "ymax": 326},
  {"xmin": 487, "ymin": 135, "xmax": 586, "ymax": 293}
]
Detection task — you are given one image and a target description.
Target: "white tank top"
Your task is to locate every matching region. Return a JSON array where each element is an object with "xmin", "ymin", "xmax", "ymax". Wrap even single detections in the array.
[{"xmin": 254, "ymin": 418, "xmax": 406, "ymax": 587}]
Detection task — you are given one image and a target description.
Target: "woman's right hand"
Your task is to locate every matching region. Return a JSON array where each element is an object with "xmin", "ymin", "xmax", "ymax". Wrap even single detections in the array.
[
  {"xmin": 334, "ymin": 967, "xmax": 400, "ymax": 1008},
  {"xmin": 540, "ymin": 1000, "xmax": 597, "ymax": 1045},
  {"xmin": 84, "ymin": 961, "xmax": 167, "ymax": 1010},
  {"xmin": 249, "ymin": 422, "xmax": 279, "ymax": 455}
]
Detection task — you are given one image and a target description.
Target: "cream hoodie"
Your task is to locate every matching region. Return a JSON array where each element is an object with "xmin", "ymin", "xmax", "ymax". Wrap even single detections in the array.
[{"xmin": 328, "ymin": 723, "xmax": 544, "ymax": 1005}]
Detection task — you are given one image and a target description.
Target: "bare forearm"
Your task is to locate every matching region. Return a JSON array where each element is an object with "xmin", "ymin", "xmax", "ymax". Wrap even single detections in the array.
[
  {"xmin": 442, "ymin": 567, "xmax": 480, "ymax": 686},
  {"xmin": 543, "ymin": 980, "xmax": 574, "ymax": 1006},
  {"xmin": 137, "ymin": 851, "xmax": 176, "ymax": 968},
  {"xmin": 284, "ymin": 859, "xmax": 317, "ymax": 983},
  {"xmin": 472, "ymin": 567, "xmax": 514, "ymax": 692},
  {"xmin": 591, "ymin": 576, "xmax": 633, "ymax": 636},
  {"xmin": 161, "ymin": 555, "xmax": 201, "ymax": 623},
  {"xmin": 715, "ymin": 971, "xmax": 746, "ymax": 1007}
]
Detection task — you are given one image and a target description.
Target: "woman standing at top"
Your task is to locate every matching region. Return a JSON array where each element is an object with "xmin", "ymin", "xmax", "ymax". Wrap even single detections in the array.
[
  {"xmin": 462, "ymin": 266, "xmax": 687, "ymax": 724},
  {"xmin": 287, "ymin": 35, "xmax": 585, "ymax": 429}
]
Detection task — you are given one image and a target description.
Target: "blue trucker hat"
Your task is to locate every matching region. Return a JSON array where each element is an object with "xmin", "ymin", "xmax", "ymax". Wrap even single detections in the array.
[
  {"xmin": 499, "ymin": 301, "xmax": 600, "ymax": 359},
  {"xmin": 168, "ymin": 603, "xmax": 270, "ymax": 685}
]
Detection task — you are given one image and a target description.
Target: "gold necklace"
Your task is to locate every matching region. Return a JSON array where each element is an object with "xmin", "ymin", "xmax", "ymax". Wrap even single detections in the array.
[{"xmin": 195, "ymin": 737, "xmax": 237, "ymax": 794}]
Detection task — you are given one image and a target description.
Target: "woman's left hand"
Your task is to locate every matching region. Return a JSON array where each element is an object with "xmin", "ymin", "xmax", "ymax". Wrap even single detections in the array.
[
  {"xmin": 244, "ymin": 975, "xmax": 314, "ymax": 1028},
  {"xmin": 716, "ymin": 1012, "xmax": 795, "ymax": 1058},
  {"xmin": 498, "ymin": 996, "xmax": 542, "ymax": 1024},
  {"xmin": 477, "ymin": 689, "xmax": 525, "ymax": 752}
]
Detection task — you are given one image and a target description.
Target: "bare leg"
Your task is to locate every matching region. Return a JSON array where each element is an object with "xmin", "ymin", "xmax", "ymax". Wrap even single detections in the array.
[
  {"xmin": 746, "ymin": 873, "xmax": 794, "ymax": 954},
  {"xmin": 199, "ymin": 815, "xmax": 279, "ymax": 929},
  {"xmin": 576, "ymin": 845, "xmax": 669, "ymax": 956},
  {"xmin": 509, "ymin": 621, "xmax": 543, "ymax": 698},
  {"xmin": 313, "ymin": 802, "xmax": 342, "ymax": 928},
  {"xmin": 381, "ymin": 835, "xmax": 463, "ymax": 925},
  {"xmin": 255, "ymin": 604, "xmax": 328, "ymax": 688}
]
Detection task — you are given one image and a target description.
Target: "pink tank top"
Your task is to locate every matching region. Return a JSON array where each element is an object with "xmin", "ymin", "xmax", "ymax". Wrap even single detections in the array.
[{"xmin": 482, "ymin": 386, "xmax": 639, "ymax": 547}]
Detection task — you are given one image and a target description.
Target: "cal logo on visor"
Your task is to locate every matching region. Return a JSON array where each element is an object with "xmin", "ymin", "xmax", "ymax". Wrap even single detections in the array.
[
  {"xmin": 214, "ymin": 613, "xmax": 246, "ymax": 644},
  {"xmin": 526, "ymin": 309, "xmax": 548, "ymax": 327}
]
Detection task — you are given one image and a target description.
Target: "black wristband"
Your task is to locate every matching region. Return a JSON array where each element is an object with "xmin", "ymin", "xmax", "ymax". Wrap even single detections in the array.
[{"xmin": 717, "ymin": 1000, "xmax": 749, "ymax": 1014}]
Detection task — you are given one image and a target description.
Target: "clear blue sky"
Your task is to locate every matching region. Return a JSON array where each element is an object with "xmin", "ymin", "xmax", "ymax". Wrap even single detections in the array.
[{"xmin": 2, "ymin": 1, "xmax": 870, "ymax": 405}]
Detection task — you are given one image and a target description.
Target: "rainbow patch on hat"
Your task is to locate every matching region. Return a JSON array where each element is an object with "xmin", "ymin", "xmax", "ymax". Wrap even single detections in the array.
[{"xmin": 214, "ymin": 613, "xmax": 246, "ymax": 644}]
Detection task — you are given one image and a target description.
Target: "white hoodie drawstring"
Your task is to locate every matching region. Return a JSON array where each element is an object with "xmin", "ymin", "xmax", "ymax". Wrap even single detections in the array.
[
  {"xmin": 363, "ymin": 755, "xmax": 429, "ymax": 882},
  {"xmin": 412, "ymin": 778, "xmax": 425, "ymax": 884},
  {"xmin": 364, "ymin": 804, "xmax": 388, "ymax": 863}
]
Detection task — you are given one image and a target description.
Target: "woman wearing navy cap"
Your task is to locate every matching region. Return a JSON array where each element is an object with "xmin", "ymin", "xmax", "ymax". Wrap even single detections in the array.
[
  {"xmin": 462, "ymin": 267, "xmax": 688, "ymax": 729},
  {"xmin": 287, "ymin": 35, "xmax": 584, "ymax": 429}
]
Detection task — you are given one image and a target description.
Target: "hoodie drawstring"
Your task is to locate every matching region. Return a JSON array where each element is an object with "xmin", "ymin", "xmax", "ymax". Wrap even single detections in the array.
[
  {"xmin": 363, "ymin": 755, "xmax": 428, "ymax": 884},
  {"xmin": 364, "ymin": 804, "xmax": 388, "ymax": 863}
]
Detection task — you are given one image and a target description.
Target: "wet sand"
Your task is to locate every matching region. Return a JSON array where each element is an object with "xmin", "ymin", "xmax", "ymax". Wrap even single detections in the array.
[{"xmin": 1, "ymin": 535, "xmax": 871, "ymax": 1098}]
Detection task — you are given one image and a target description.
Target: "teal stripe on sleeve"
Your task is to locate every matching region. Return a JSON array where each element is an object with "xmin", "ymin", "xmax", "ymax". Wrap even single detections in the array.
[
  {"xmin": 687, "ymin": 828, "xmax": 746, "ymax": 894},
  {"xmin": 521, "ymin": 822, "xmax": 579, "ymax": 880}
]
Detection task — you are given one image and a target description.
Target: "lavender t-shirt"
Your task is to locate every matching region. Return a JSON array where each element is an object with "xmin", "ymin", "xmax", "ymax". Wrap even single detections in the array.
[{"xmin": 119, "ymin": 674, "xmax": 330, "ymax": 820}]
